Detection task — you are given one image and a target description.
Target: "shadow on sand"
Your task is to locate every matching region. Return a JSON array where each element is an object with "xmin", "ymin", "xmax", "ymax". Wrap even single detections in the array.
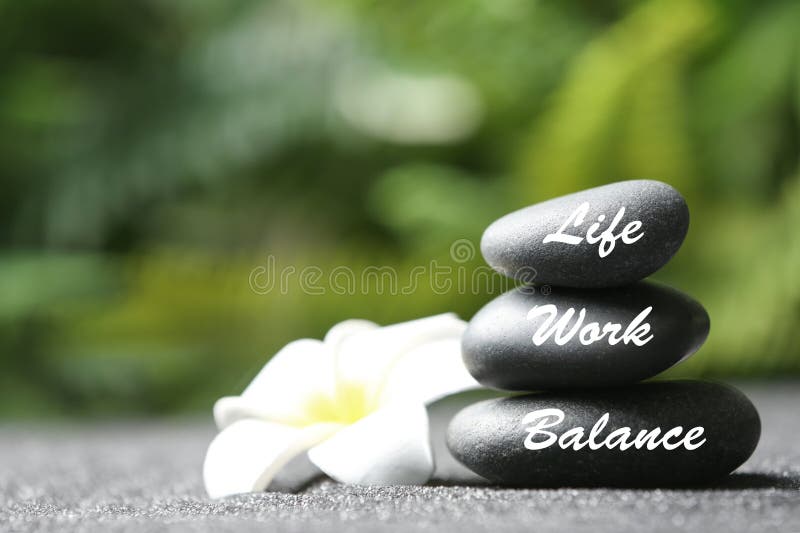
[
  {"xmin": 707, "ymin": 472, "xmax": 800, "ymax": 490},
  {"xmin": 425, "ymin": 472, "xmax": 800, "ymax": 491}
]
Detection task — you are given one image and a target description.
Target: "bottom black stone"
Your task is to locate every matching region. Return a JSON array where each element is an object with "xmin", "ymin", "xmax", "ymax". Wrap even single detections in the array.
[{"xmin": 446, "ymin": 380, "xmax": 760, "ymax": 487}]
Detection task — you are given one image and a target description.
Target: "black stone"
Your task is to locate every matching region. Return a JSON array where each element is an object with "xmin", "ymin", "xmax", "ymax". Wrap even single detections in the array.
[
  {"xmin": 446, "ymin": 380, "xmax": 760, "ymax": 487},
  {"xmin": 481, "ymin": 180, "xmax": 689, "ymax": 288},
  {"xmin": 462, "ymin": 281, "xmax": 709, "ymax": 390}
]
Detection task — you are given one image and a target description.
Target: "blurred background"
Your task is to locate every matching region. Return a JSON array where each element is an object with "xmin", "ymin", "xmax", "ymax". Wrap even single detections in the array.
[{"xmin": 1, "ymin": 0, "xmax": 798, "ymax": 419}]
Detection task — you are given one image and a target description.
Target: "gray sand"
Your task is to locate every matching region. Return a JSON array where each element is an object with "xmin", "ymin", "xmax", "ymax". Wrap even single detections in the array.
[{"xmin": 1, "ymin": 383, "xmax": 798, "ymax": 532}]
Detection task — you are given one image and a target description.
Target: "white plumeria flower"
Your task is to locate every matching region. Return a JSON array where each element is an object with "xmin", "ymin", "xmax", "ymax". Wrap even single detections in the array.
[{"xmin": 203, "ymin": 313, "xmax": 479, "ymax": 498}]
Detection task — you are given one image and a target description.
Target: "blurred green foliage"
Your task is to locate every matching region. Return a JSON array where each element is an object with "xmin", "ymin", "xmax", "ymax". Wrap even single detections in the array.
[{"xmin": 1, "ymin": 0, "xmax": 799, "ymax": 418}]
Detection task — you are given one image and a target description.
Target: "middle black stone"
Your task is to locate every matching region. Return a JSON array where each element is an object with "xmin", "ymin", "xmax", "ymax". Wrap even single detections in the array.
[{"xmin": 461, "ymin": 281, "xmax": 709, "ymax": 391}]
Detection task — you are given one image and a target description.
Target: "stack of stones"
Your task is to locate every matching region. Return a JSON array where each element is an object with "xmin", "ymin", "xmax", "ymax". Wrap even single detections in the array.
[{"xmin": 447, "ymin": 180, "xmax": 761, "ymax": 487}]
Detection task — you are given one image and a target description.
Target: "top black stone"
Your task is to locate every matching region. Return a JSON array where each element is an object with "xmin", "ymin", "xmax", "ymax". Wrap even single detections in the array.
[{"xmin": 481, "ymin": 180, "xmax": 689, "ymax": 288}]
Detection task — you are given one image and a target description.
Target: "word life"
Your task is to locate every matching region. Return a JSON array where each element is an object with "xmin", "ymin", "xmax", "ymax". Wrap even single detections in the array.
[
  {"xmin": 543, "ymin": 202, "xmax": 644, "ymax": 258},
  {"xmin": 527, "ymin": 305, "xmax": 654, "ymax": 347},
  {"xmin": 522, "ymin": 408, "xmax": 706, "ymax": 452}
]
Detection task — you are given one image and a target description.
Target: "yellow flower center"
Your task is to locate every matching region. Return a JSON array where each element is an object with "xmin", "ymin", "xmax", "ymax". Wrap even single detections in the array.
[{"xmin": 296, "ymin": 381, "xmax": 374, "ymax": 427}]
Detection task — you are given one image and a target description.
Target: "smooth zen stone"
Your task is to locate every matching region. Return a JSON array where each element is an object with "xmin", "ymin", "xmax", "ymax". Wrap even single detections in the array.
[
  {"xmin": 462, "ymin": 281, "xmax": 709, "ymax": 390},
  {"xmin": 481, "ymin": 180, "xmax": 689, "ymax": 287},
  {"xmin": 446, "ymin": 381, "xmax": 760, "ymax": 487}
]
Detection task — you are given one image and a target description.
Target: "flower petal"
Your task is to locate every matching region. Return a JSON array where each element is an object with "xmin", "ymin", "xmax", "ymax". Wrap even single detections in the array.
[
  {"xmin": 307, "ymin": 403, "xmax": 433, "ymax": 485},
  {"xmin": 214, "ymin": 339, "xmax": 335, "ymax": 429},
  {"xmin": 333, "ymin": 313, "xmax": 467, "ymax": 404},
  {"xmin": 266, "ymin": 449, "xmax": 324, "ymax": 493},
  {"xmin": 427, "ymin": 391, "xmax": 500, "ymax": 484},
  {"xmin": 324, "ymin": 318, "xmax": 378, "ymax": 348},
  {"xmin": 203, "ymin": 419, "xmax": 340, "ymax": 498},
  {"xmin": 378, "ymin": 337, "xmax": 480, "ymax": 407}
]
